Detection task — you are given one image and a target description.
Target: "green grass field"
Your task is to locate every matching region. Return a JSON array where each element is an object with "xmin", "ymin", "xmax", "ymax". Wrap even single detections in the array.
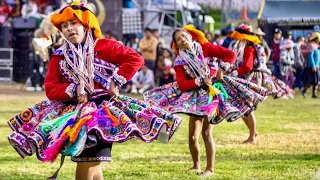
[{"xmin": 0, "ymin": 88, "xmax": 320, "ymax": 180}]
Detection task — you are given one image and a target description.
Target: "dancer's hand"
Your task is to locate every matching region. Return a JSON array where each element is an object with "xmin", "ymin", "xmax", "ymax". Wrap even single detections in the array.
[
  {"xmin": 216, "ymin": 68, "xmax": 224, "ymax": 82},
  {"xmin": 76, "ymin": 86, "xmax": 88, "ymax": 104},
  {"xmin": 109, "ymin": 80, "xmax": 120, "ymax": 102},
  {"xmin": 203, "ymin": 78, "xmax": 212, "ymax": 85},
  {"xmin": 225, "ymin": 67, "xmax": 233, "ymax": 74},
  {"xmin": 312, "ymin": 66, "xmax": 316, "ymax": 72}
]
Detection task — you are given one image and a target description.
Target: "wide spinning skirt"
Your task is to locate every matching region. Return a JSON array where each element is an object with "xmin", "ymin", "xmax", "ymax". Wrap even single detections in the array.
[
  {"xmin": 246, "ymin": 71, "xmax": 294, "ymax": 99},
  {"xmin": 8, "ymin": 95, "xmax": 182, "ymax": 162},
  {"xmin": 144, "ymin": 75, "xmax": 268, "ymax": 124}
]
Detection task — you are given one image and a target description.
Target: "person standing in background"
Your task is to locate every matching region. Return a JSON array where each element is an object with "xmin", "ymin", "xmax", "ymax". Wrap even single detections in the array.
[
  {"xmin": 152, "ymin": 29, "xmax": 165, "ymax": 48},
  {"xmin": 293, "ymin": 36, "xmax": 306, "ymax": 91},
  {"xmin": 271, "ymin": 28, "xmax": 283, "ymax": 79},
  {"xmin": 302, "ymin": 32, "xmax": 320, "ymax": 98},
  {"xmin": 280, "ymin": 39, "xmax": 295, "ymax": 88},
  {"xmin": 254, "ymin": 28, "xmax": 271, "ymax": 61},
  {"xmin": 139, "ymin": 28, "xmax": 158, "ymax": 71},
  {"xmin": 281, "ymin": 31, "xmax": 295, "ymax": 60}
]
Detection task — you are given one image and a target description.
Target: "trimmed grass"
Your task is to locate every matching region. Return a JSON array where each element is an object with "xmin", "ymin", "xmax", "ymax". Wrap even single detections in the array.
[{"xmin": 0, "ymin": 89, "xmax": 320, "ymax": 179}]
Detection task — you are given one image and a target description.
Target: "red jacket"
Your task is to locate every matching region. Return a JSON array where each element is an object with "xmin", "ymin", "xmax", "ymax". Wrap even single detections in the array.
[
  {"xmin": 44, "ymin": 39, "xmax": 144, "ymax": 101},
  {"xmin": 236, "ymin": 46, "xmax": 255, "ymax": 77},
  {"xmin": 0, "ymin": 5, "xmax": 10, "ymax": 17},
  {"xmin": 271, "ymin": 39, "xmax": 281, "ymax": 63},
  {"xmin": 174, "ymin": 42, "xmax": 236, "ymax": 92}
]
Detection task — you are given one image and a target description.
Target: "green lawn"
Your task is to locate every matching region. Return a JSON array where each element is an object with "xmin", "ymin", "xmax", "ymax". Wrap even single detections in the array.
[{"xmin": 0, "ymin": 90, "xmax": 320, "ymax": 180}]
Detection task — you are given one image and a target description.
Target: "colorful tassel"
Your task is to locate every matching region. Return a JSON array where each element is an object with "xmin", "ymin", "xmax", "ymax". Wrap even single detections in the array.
[
  {"xmin": 212, "ymin": 82, "xmax": 229, "ymax": 101},
  {"xmin": 69, "ymin": 115, "xmax": 91, "ymax": 144},
  {"xmin": 103, "ymin": 106, "xmax": 119, "ymax": 126},
  {"xmin": 54, "ymin": 118, "xmax": 76, "ymax": 141},
  {"xmin": 63, "ymin": 125, "xmax": 87, "ymax": 156},
  {"xmin": 42, "ymin": 135, "xmax": 68, "ymax": 162},
  {"xmin": 40, "ymin": 111, "xmax": 78, "ymax": 137},
  {"xmin": 208, "ymin": 84, "xmax": 221, "ymax": 97}
]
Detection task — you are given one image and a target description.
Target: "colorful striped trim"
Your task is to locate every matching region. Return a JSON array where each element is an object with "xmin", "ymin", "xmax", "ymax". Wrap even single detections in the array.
[
  {"xmin": 65, "ymin": 83, "xmax": 77, "ymax": 98},
  {"xmin": 71, "ymin": 156, "xmax": 112, "ymax": 162},
  {"xmin": 111, "ymin": 68, "xmax": 127, "ymax": 87},
  {"xmin": 220, "ymin": 62, "xmax": 231, "ymax": 72},
  {"xmin": 195, "ymin": 77, "xmax": 203, "ymax": 87}
]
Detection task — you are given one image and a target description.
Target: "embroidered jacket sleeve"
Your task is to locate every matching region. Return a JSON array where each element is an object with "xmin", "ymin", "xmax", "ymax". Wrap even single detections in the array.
[
  {"xmin": 202, "ymin": 42, "xmax": 236, "ymax": 71},
  {"xmin": 44, "ymin": 56, "xmax": 77, "ymax": 101},
  {"xmin": 95, "ymin": 39, "xmax": 144, "ymax": 86},
  {"xmin": 236, "ymin": 47, "xmax": 254, "ymax": 77},
  {"xmin": 174, "ymin": 65, "xmax": 202, "ymax": 92}
]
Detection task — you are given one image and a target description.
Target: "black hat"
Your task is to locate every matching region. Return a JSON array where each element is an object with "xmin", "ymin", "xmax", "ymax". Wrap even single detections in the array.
[{"xmin": 274, "ymin": 28, "xmax": 282, "ymax": 34}]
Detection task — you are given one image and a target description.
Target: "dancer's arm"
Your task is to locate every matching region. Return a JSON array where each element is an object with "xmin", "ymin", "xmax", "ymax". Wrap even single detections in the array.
[
  {"xmin": 203, "ymin": 42, "xmax": 236, "ymax": 64},
  {"xmin": 236, "ymin": 47, "xmax": 254, "ymax": 77},
  {"xmin": 44, "ymin": 56, "xmax": 77, "ymax": 101},
  {"xmin": 95, "ymin": 39, "xmax": 144, "ymax": 87},
  {"xmin": 175, "ymin": 65, "xmax": 204, "ymax": 92}
]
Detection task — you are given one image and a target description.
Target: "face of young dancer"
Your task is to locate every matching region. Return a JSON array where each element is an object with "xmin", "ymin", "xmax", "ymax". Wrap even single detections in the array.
[
  {"xmin": 61, "ymin": 19, "xmax": 85, "ymax": 44},
  {"xmin": 174, "ymin": 30, "xmax": 193, "ymax": 50}
]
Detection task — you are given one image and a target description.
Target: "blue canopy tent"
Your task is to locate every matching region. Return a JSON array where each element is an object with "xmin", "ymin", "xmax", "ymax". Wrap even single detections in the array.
[{"xmin": 258, "ymin": 0, "xmax": 320, "ymax": 44}]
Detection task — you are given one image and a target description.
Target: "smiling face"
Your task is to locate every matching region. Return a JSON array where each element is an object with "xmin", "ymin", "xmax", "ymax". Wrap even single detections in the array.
[
  {"xmin": 174, "ymin": 30, "xmax": 193, "ymax": 50},
  {"xmin": 61, "ymin": 19, "xmax": 85, "ymax": 44}
]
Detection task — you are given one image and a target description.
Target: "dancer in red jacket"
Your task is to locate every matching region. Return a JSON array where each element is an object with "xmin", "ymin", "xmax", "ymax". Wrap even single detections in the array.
[
  {"xmin": 144, "ymin": 25, "xmax": 267, "ymax": 176},
  {"xmin": 8, "ymin": 1, "xmax": 181, "ymax": 179},
  {"xmin": 229, "ymin": 24, "xmax": 294, "ymax": 144}
]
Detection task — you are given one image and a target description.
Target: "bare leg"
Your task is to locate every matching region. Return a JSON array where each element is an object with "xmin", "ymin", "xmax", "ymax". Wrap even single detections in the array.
[
  {"xmin": 76, "ymin": 162, "xmax": 102, "ymax": 180},
  {"xmin": 200, "ymin": 116, "xmax": 215, "ymax": 176},
  {"xmin": 187, "ymin": 115, "xmax": 204, "ymax": 172},
  {"xmin": 242, "ymin": 114, "xmax": 258, "ymax": 137},
  {"xmin": 93, "ymin": 163, "xmax": 104, "ymax": 180},
  {"xmin": 242, "ymin": 112, "xmax": 257, "ymax": 144}
]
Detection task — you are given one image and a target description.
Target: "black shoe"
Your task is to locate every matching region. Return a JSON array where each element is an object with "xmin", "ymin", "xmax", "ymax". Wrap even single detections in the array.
[
  {"xmin": 301, "ymin": 91, "xmax": 307, "ymax": 98},
  {"xmin": 312, "ymin": 95, "xmax": 318, "ymax": 98}
]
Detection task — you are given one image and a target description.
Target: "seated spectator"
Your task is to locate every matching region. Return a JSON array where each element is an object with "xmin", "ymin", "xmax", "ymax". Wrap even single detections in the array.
[
  {"xmin": 131, "ymin": 65, "xmax": 155, "ymax": 94},
  {"xmin": 162, "ymin": 48, "xmax": 174, "ymax": 67},
  {"xmin": 0, "ymin": 0, "xmax": 10, "ymax": 24},
  {"xmin": 205, "ymin": 32, "xmax": 214, "ymax": 44},
  {"xmin": 155, "ymin": 55, "xmax": 165, "ymax": 86},
  {"xmin": 105, "ymin": 30, "xmax": 118, "ymax": 40},
  {"xmin": 11, "ymin": 0, "xmax": 23, "ymax": 17},
  {"xmin": 21, "ymin": 0, "xmax": 40, "ymax": 18},
  {"xmin": 120, "ymin": 81, "xmax": 133, "ymax": 93},
  {"xmin": 125, "ymin": 34, "xmax": 139, "ymax": 52},
  {"xmin": 159, "ymin": 66, "xmax": 174, "ymax": 86},
  {"xmin": 162, "ymin": 48, "xmax": 176, "ymax": 79}
]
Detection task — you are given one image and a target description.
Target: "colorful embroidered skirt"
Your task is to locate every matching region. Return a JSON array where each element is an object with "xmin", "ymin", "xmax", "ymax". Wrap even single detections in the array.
[
  {"xmin": 7, "ymin": 95, "xmax": 182, "ymax": 162},
  {"xmin": 143, "ymin": 76, "xmax": 267, "ymax": 124},
  {"xmin": 246, "ymin": 71, "xmax": 295, "ymax": 99}
]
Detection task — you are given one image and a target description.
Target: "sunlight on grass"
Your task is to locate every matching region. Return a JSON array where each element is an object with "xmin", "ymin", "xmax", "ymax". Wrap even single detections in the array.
[{"xmin": 0, "ymin": 90, "xmax": 319, "ymax": 180}]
